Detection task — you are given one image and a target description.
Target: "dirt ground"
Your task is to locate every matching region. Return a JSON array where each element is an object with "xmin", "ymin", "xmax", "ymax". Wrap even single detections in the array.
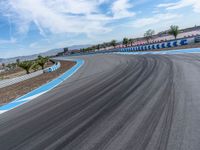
[{"xmin": 0, "ymin": 61, "xmax": 76, "ymax": 105}]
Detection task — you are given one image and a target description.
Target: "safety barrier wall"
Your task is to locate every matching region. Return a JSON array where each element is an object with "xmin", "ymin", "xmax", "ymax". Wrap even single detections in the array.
[
  {"xmin": 43, "ymin": 62, "xmax": 61, "ymax": 73},
  {"xmin": 69, "ymin": 49, "xmax": 117, "ymax": 56},
  {"xmin": 119, "ymin": 37, "xmax": 195, "ymax": 52},
  {"xmin": 0, "ymin": 70, "xmax": 43, "ymax": 89},
  {"xmin": 0, "ymin": 62, "xmax": 61, "ymax": 88}
]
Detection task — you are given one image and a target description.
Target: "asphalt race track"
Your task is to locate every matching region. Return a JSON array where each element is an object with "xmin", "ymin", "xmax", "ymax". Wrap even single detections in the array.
[{"xmin": 0, "ymin": 53, "xmax": 200, "ymax": 150}]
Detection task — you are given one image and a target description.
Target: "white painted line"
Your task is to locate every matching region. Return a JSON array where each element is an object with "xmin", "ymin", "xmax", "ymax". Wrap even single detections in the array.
[
  {"xmin": 0, "ymin": 110, "xmax": 7, "ymax": 114},
  {"xmin": 13, "ymin": 92, "xmax": 46, "ymax": 103}
]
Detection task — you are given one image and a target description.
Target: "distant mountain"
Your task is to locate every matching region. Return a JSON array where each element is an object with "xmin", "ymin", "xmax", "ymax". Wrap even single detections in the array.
[
  {"xmin": 40, "ymin": 48, "xmax": 64, "ymax": 57},
  {"xmin": 0, "ymin": 44, "xmax": 91, "ymax": 64},
  {"xmin": 0, "ymin": 58, "xmax": 3, "ymax": 63},
  {"xmin": 0, "ymin": 48, "xmax": 64, "ymax": 64},
  {"xmin": 68, "ymin": 44, "xmax": 91, "ymax": 50}
]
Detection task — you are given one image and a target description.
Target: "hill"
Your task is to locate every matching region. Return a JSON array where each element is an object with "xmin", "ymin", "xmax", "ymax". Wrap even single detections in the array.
[{"xmin": 0, "ymin": 44, "xmax": 90, "ymax": 64}]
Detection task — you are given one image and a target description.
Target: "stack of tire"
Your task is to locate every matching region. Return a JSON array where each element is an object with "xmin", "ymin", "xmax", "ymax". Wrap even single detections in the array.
[
  {"xmin": 43, "ymin": 62, "xmax": 61, "ymax": 73},
  {"xmin": 119, "ymin": 37, "xmax": 196, "ymax": 52},
  {"xmin": 195, "ymin": 36, "xmax": 200, "ymax": 43}
]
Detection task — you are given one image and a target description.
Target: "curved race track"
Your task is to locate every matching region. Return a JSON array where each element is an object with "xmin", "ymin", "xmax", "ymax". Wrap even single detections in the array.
[{"xmin": 0, "ymin": 53, "xmax": 200, "ymax": 150}]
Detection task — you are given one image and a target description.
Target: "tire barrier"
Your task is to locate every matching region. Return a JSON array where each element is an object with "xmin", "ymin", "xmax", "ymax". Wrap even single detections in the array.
[
  {"xmin": 43, "ymin": 62, "xmax": 61, "ymax": 73},
  {"xmin": 195, "ymin": 36, "xmax": 200, "ymax": 43},
  {"xmin": 119, "ymin": 37, "xmax": 195, "ymax": 52}
]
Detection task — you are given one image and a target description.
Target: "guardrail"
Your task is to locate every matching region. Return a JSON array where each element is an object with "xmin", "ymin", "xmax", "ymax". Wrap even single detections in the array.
[{"xmin": 43, "ymin": 62, "xmax": 61, "ymax": 73}]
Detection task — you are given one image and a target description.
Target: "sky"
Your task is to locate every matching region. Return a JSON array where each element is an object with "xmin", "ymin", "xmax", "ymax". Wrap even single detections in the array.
[{"xmin": 0, "ymin": 0, "xmax": 200, "ymax": 58}]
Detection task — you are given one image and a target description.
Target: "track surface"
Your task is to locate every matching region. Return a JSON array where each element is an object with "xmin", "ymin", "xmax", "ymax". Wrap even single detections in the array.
[{"xmin": 0, "ymin": 54, "xmax": 200, "ymax": 150}]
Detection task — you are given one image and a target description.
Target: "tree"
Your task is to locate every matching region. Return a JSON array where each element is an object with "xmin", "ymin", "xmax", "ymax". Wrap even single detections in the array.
[
  {"xmin": 80, "ymin": 48, "xmax": 84, "ymax": 53},
  {"xmin": 123, "ymin": 38, "xmax": 129, "ymax": 47},
  {"xmin": 6, "ymin": 64, "xmax": 12, "ymax": 70},
  {"xmin": 32, "ymin": 62, "xmax": 40, "ymax": 72},
  {"xmin": 102, "ymin": 42, "xmax": 107, "ymax": 50},
  {"xmin": 2, "ymin": 63, "xmax": 5, "ymax": 69},
  {"xmin": 37, "ymin": 56, "xmax": 49, "ymax": 70},
  {"xmin": 64, "ymin": 47, "xmax": 68, "ymax": 53},
  {"xmin": 91, "ymin": 45, "xmax": 96, "ymax": 51},
  {"xmin": 144, "ymin": 29, "xmax": 155, "ymax": 43},
  {"xmin": 85, "ymin": 47, "xmax": 90, "ymax": 52},
  {"xmin": 97, "ymin": 44, "xmax": 101, "ymax": 50},
  {"xmin": 169, "ymin": 25, "xmax": 179, "ymax": 39},
  {"xmin": 17, "ymin": 61, "xmax": 34, "ymax": 74},
  {"xmin": 11, "ymin": 63, "xmax": 17, "ymax": 69},
  {"xmin": 16, "ymin": 59, "xmax": 20, "ymax": 64},
  {"xmin": 110, "ymin": 40, "xmax": 117, "ymax": 48},
  {"xmin": 129, "ymin": 38, "xmax": 134, "ymax": 46}
]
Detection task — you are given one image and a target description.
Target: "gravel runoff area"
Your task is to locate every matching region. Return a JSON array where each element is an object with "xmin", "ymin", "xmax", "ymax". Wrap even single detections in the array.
[{"xmin": 0, "ymin": 60, "xmax": 76, "ymax": 106}]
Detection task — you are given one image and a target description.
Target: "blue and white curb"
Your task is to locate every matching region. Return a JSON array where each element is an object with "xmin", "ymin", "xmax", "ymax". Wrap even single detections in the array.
[
  {"xmin": 115, "ymin": 48, "xmax": 200, "ymax": 55},
  {"xmin": 0, "ymin": 59, "xmax": 84, "ymax": 114}
]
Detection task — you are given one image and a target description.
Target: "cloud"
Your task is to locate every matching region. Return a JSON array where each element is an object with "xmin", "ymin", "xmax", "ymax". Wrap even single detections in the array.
[
  {"xmin": 0, "ymin": 38, "xmax": 16, "ymax": 44},
  {"xmin": 111, "ymin": 0, "xmax": 135, "ymax": 19},
  {"xmin": 158, "ymin": 0, "xmax": 200, "ymax": 13},
  {"xmin": 0, "ymin": 0, "xmax": 135, "ymax": 37},
  {"xmin": 132, "ymin": 13, "xmax": 181, "ymax": 28}
]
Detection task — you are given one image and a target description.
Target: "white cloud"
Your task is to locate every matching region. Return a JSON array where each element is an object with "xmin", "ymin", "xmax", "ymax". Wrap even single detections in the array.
[
  {"xmin": 47, "ymin": 0, "xmax": 99, "ymax": 15},
  {"xmin": 0, "ymin": 38, "xmax": 16, "ymax": 44},
  {"xmin": 29, "ymin": 42, "xmax": 38, "ymax": 48},
  {"xmin": 158, "ymin": 0, "xmax": 200, "ymax": 13},
  {"xmin": 0, "ymin": 0, "xmax": 135, "ymax": 37},
  {"xmin": 111, "ymin": 0, "xmax": 135, "ymax": 19},
  {"xmin": 132, "ymin": 13, "xmax": 181, "ymax": 28}
]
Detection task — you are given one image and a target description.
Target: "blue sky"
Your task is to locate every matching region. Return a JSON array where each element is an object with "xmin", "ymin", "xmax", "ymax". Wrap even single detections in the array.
[{"xmin": 0, "ymin": 0, "xmax": 200, "ymax": 58}]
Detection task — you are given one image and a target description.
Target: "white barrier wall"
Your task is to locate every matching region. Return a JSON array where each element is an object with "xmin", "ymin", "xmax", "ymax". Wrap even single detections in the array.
[
  {"xmin": 43, "ymin": 62, "xmax": 61, "ymax": 73},
  {"xmin": 0, "ymin": 70, "xmax": 43, "ymax": 88},
  {"xmin": 119, "ymin": 38, "xmax": 195, "ymax": 52}
]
